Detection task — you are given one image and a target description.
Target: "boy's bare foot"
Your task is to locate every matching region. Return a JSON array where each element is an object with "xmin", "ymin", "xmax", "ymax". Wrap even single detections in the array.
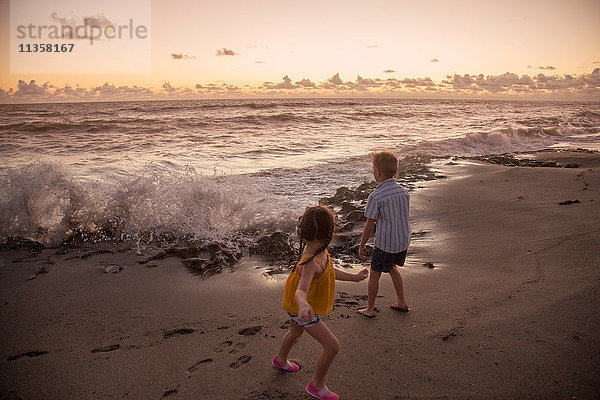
[
  {"xmin": 390, "ymin": 303, "xmax": 410, "ymax": 312},
  {"xmin": 357, "ymin": 308, "xmax": 376, "ymax": 318}
]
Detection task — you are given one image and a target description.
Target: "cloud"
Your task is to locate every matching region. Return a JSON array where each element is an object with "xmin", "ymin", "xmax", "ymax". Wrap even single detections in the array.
[
  {"xmin": 593, "ymin": 61, "xmax": 600, "ymax": 64},
  {"xmin": 2, "ymin": 70, "xmax": 599, "ymax": 103},
  {"xmin": 430, "ymin": 58, "xmax": 439, "ymax": 63},
  {"xmin": 255, "ymin": 61, "xmax": 266, "ymax": 64},
  {"xmin": 216, "ymin": 48, "xmax": 238, "ymax": 56},
  {"xmin": 50, "ymin": 12, "xmax": 116, "ymax": 41},
  {"xmin": 263, "ymin": 75, "xmax": 298, "ymax": 90},
  {"xmin": 295, "ymin": 78, "xmax": 316, "ymax": 88},
  {"xmin": 328, "ymin": 73, "xmax": 345, "ymax": 86},
  {"xmin": 538, "ymin": 65, "xmax": 556, "ymax": 70},
  {"xmin": 443, "ymin": 73, "xmax": 536, "ymax": 93},
  {"xmin": 13, "ymin": 80, "xmax": 52, "ymax": 98},
  {"xmin": 441, "ymin": 70, "xmax": 600, "ymax": 96},
  {"xmin": 399, "ymin": 77, "xmax": 437, "ymax": 88},
  {"xmin": 383, "ymin": 70, "xmax": 396, "ymax": 73},
  {"xmin": 170, "ymin": 53, "xmax": 196, "ymax": 60},
  {"xmin": 162, "ymin": 82, "xmax": 177, "ymax": 93},
  {"xmin": 82, "ymin": 14, "xmax": 114, "ymax": 29},
  {"xmin": 89, "ymin": 83, "xmax": 154, "ymax": 98},
  {"xmin": 527, "ymin": 65, "xmax": 533, "ymax": 69},
  {"xmin": 50, "ymin": 12, "xmax": 73, "ymax": 26},
  {"xmin": 195, "ymin": 83, "xmax": 241, "ymax": 95},
  {"xmin": 0, "ymin": 88, "xmax": 10, "ymax": 102},
  {"xmin": 366, "ymin": 45, "xmax": 378, "ymax": 48},
  {"xmin": 354, "ymin": 75, "xmax": 381, "ymax": 90}
]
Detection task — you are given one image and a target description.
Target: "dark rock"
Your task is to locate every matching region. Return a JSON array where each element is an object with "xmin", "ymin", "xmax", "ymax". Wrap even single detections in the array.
[
  {"xmin": 558, "ymin": 199, "xmax": 580, "ymax": 205},
  {"xmin": 320, "ymin": 184, "xmax": 376, "ymax": 207},
  {"xmin": 333, "ymin": 234, "xmax": 356, "ymax": 248},
  {"xmin": 564, "ymin": 163, "xmax": 579, "ymax": 168},
  {"xmin": 140, "ymin": 243, "xmax": 241, "ymax": 264},
  {"xmin": 140, "ymin": 243, "xmax": 241, "ymax": 279},
  {"xmin": 348, "ymin": 244, "xmax": 373, "ymax": 257},
  {"xmin": 340, "ymin": 201, "xmax": 359, "ymax": 214},
  {"xmin": 423, "ymin": 262, "xmax": 435, "ymax": 269},
  {"xmin": 250, "ymin": 231, "xmax": 295, "ymax": 258},
  {"xmin": 329, "ymin": 234, "xmax": 358, "ymax": 256},
  {"xmin": 182, "ymin": 257, "xmax": 215, "ymax": 268},
  {"xmin": 354, "ymin": 182, "xmax": 378, "ymax": 200},
  {"xmin": 396, "ymin": 154, "xmax": 434, "ymax": 177},
  {"xmin": 319, "ymin": 186, "xmax": 355, "ymax": 206},
  {"xmin": 103, "ymin": 264, "xmax": 123, "ymax": 274},
  {"xmin": 345, "ymin": 210, "xmax": 366, "ymax": 222},
  {"xmin": 0, "ymin": 237, "xmax": 45, "ymax": 252},
  {"xmin": 182, "ymin": 251, "xmax": 235, "ymax": 278},
  {"xmin": 338, "ymin": 222, "xmax": 355, "ymax": 232},
  {"xmin": 467, "ymin": 154, "xmax": 566, "ymax": 168}
]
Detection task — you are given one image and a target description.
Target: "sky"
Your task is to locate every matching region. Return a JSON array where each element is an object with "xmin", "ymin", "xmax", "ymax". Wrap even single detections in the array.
[{"xmin": 1, "ymin": 0, "xmax": 599, "ymax": 102}]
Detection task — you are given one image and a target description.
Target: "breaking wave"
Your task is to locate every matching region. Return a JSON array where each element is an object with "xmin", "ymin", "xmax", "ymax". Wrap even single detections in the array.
[{"xmin": 0, "ymin": 162, "xmax": 294, "ymax": 247}]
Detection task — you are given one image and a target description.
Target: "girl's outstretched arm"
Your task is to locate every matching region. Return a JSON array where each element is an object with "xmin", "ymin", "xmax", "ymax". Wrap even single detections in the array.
[{"xmin": 334, "ymin": 268, "xmax": 368, "ymax": 282}]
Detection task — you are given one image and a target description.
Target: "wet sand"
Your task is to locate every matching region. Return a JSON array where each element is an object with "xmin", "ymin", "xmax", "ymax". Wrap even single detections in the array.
[{"xmin": 1, "ymin": 150, "xmax": 599, "ymax": 400}]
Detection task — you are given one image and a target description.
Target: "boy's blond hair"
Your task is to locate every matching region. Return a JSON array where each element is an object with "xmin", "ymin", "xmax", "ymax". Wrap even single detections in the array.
[{"xmin": 371, "ymin": 151, "xmax": 398, "ymax": 179}]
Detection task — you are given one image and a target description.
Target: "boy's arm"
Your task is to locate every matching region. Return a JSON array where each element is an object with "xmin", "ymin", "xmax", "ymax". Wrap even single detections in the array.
[
  {"xmin": 294, "ymin": 261, "xmax": 319, "ymax": 322},
  {"xmin": 334, "ymin": 267, "xmax": 369, "ymax": 282},
  {"xmin": 358, "ymin": 218, "xmax": 376, "ymax": 259}
]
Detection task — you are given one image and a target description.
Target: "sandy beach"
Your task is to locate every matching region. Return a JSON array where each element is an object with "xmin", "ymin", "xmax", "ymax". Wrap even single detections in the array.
[{"xmin": 1, "ymin": 150, "xmax": 599, "ymax": 400}]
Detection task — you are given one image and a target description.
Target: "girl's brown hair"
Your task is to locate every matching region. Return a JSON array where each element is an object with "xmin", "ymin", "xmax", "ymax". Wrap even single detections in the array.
[{"xmin": 294, "ymin": 205, "xmax": 335, "ymax": 269}]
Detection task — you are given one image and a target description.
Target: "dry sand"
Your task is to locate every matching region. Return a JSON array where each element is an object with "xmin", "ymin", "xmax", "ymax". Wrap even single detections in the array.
[{"xmin": 1, "ymin": 150, "xmax": 599, "ymax": 400}]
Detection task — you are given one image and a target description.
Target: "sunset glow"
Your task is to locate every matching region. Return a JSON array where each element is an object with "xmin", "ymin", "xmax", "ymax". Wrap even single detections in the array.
[{"xmin": 1, "ymin": 0, "xmax": 599, "ymax": 102}]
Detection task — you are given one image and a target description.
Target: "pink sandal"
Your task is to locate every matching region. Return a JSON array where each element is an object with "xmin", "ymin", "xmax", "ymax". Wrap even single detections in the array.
[
  {"xmin": 271, "ymin": 356, "xmax": 300, "ymax": 372},
  {"xmin": 306, "ymin": 380, "xmax": 339, "ymax": 400}
]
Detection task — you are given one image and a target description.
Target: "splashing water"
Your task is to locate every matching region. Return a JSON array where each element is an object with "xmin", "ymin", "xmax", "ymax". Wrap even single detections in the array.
[{"xmin": 0, "ymin": 162, "xmax": 293, "ymax": 247}]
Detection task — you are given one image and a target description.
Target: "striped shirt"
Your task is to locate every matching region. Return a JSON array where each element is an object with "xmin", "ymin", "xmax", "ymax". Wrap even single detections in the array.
[{"xmin": 364, "ymin": 178, "xmax": 411, "ymax": 253}]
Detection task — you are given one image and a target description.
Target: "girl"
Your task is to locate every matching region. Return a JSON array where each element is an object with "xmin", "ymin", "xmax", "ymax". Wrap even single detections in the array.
[{"xmin": 272, "ymin": 205, "xmax": 368, "ymax": 400}]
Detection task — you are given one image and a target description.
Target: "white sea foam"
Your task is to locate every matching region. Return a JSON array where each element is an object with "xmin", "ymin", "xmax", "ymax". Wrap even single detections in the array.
[{"xmin": 0, "ymin": 162, "xmax": 294, "ymax": 246}]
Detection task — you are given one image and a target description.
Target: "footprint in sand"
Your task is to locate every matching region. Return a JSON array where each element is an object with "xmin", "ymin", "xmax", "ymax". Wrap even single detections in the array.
[
  {"xmin": 229, "ymin": 355, "xmax": 251, "ymax": 369},
  {"xmin": 91, "ymin": 344, "xmax": 120, "ymax": 353},
  {"xmin": 7, "ymin": 351, "xmax": 48, "ymax": 361},
  {"xmin": 187, "ymin": 358, "xmax": 213, "ymax": 373},
  {"xmin": 215, "ymin": 340, "xmax": 233, "ymax": 353},
  {"xmin": 162, "ymin": 389, "xmax": 178, "ymax": 398},
  {"xmin": 237, "ymin": 326, "xmax": 262, "ymax": 336},
  {"xmin": 163, "ymin": 328, "xmax": 196, "ymax": 339},
  {"xmin": 229, "ymin": 342, "xmax": 246, "ymax": 354}
]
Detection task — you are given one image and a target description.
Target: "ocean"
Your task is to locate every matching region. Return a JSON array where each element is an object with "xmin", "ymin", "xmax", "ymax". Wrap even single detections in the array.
[{"xmin": 1, "ymin": 98, "xmax": 599, "ymax": 248}]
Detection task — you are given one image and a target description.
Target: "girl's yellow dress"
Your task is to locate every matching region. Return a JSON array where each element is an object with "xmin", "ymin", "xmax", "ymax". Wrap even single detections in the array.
[{"xmin": 282, "ymin": 251, "xmax": 335, "ymax": 316}]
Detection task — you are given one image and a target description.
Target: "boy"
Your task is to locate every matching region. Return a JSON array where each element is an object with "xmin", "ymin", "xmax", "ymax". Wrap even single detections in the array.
[{"xmin": 358, "ymin": 151, "xmax": 411, "ymax": 318}]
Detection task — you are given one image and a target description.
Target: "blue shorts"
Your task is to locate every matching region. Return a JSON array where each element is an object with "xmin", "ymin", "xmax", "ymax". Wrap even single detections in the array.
[
  {"xmin": 371, "ymin": 247, "xmax": 407, "ymax": 272},
  {"xmin": 287, "ymin": 312, "xmax": 320, "ymax": 328}
]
